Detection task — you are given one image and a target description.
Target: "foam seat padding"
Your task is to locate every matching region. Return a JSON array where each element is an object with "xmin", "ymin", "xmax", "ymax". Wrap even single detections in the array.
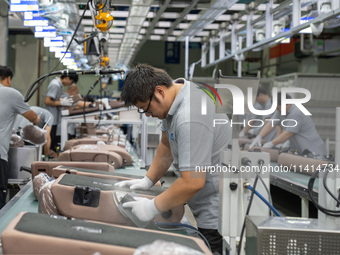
[
  {"xmin": 110, "ymin": 100, "xmax": 125, "ymax": 109},
  {"xmin": 31, "ymin": 161, "xmax": 115, "ymax": 179},
  {"xmin": 51, "ymin": 166, "xmax": 161, "ymax": 187},
  {"xmin": 58, "ymin": 149, "xmax": 123, "ymax": 168},
  {"xmin": 48, "ymin": 174, "xmax": 184, "ymax": 225},
  {"xmin": 278, "ymin": 153, "xmax": 330, "ymax": 176},
  {"xmin": 64, "ymin": 138, "xmax": 109, "ymax": 151},
  {"xmin": 1, "ymin": 212, "xmax": 212, "ymax": 255},
  {"xmin": 71, "ymin": 144, "xmax": 133, "ymax": 166},
  {"xmin": 33, "ymin": 166, "xmax": 161, "ymax": 200}
]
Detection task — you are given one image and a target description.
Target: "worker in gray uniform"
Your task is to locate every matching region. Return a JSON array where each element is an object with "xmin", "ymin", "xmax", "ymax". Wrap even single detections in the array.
[
  {"xmin": 13, "ymin": 106, "xmax": 54, "ymax": 158},
  {"xmin": 0, "ymin": 66, "xmax": 42, "ymax": 209},
  {"xmin": 250, "ymin": 92, "xmax": 327, "ymax": 157},
  {"xmin": 44, "ymin": 74, "xmax": 78, "ymax": 152},
  {"xmin": 115, "ymin": 64, "xmax": 232, "ymax": 255},
  {"xmin": 239, "ymin": 87, "xmax": 277, "ymax": 142}
]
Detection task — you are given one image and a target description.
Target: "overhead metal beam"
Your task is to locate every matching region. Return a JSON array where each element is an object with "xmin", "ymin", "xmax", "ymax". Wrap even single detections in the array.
[
  {"xmin": 129, "ymin": 0, "xmax": 172, "ymax": 64},
  {"xmin": 161, "ymin": 0, "xmax": 201, "ymax": 41},
  {"xmin": 177, "ymin": 0, "xmax": 239, "ymax": 41},
  {"xmin": 202, "ymin": 7, "xmax": 340, "ymax": 69}
]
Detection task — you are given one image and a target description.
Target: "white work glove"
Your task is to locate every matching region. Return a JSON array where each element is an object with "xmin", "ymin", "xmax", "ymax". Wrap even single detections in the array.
[
  {"xmin": 115, "ymin": 176, "xmax": 154, "ymax": 190},
  {"xmin": 262, "ymin": 141, "xmax": 274, "ymax": 149},
  {"xmin": 239, "ymin": 131, "xmax": 245, "ymax": 138},
  {"xmin": 281, "ymin": 140, "xmax": 290, "ymax": 150},
  {"xmin": 274, "ymin": 143, "xmax": 283, "ymax": 149},
  {"xmin": 248, "ymin": 129, "xmax": 256, "ymax": 136},
  {"xmin": 60, "ymin": 97, "xmax": 74, "ymax": 106},
  {"xmin": 122, "ymin": 197, "xmax": 160, "ymax": 222},
  {"xmin": 249, "ymin": 135, "xmax": 262, "ymax": 149}
]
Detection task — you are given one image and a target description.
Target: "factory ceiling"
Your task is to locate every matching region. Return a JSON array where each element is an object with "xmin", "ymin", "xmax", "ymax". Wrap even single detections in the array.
[{"xmin": 3, "ymin": 0, "xmax": 340, "ymax": 69}]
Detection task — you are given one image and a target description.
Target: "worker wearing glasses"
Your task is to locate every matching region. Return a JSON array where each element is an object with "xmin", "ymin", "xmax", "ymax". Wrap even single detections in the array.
[{"xmin": 115, "ymin": 64, "xmax": 231, "ymax": 255}]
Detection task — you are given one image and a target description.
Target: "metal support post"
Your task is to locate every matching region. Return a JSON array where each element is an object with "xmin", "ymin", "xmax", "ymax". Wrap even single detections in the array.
[
  {"xmin": 231, "ymin": 21, "xmax": 238, "ymax": 54},
  {"xmin": 201, "ymin": 41, "xmax": 207, "ymax": 67},
  {"xmin": 265, "ymin": 0, "xmax": 273, "ymax": 39},
  {"xmin": 246, "ymin": 10, "xmax": 254, "ymax": 48},
  {"xmin": 209, "ymin": 34, "xmax": 216, "ymax": 64},
  {"xmin": 301, "ymin": 197, "xmax": 309, "ymax": 218},
  {"xmin": 185, "ymin": 36, "xmax": 189, "ymax": 79},
  {"xmin": 332, "ymin": 0, "xmax": 340, "ymax": 9},
  {"xmin": 219, "ymin": 28, "xmax": 227, "ymax": 59},
  {"xmin": 292, "ymin": 0, "xmax": 301, "ymax": 28}
]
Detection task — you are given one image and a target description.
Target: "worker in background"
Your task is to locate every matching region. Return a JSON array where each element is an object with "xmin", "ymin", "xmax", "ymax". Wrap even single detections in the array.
[
  {"xmin": 60, "ymin": 83, "xmax": 93, "ymax": 139},
  {"xmin": 249, "ymin": 92, "xmax": 327, "ymax": 157},
  {"xmin": 115, "ymin": 64, "xmax": 232, "ymax": 255},
  {"xmin": 0, "ymin": 65, "xmax": 42, "ymax": 209},
  {"xmin": 62, "ymin": 83, "xmax": 93, "ymax": 110},
  {"xmin": 13, "ymin": 106, "xmax": 55, "ymax": 158},
  {"xmin": 239, "ymin": 87, "xmax": 277, "ymax": 142},
  {"xmin": 44, "ymin": 74, "xmax": 78, "ymax": 152}
]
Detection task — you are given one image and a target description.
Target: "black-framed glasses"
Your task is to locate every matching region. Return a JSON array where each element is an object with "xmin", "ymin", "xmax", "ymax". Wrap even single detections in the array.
[{"xmin": 137, "ymin": 94, "xmax": 153, "ymax": 114}]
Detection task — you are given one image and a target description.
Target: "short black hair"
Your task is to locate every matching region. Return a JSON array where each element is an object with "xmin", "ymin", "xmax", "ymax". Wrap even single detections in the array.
[
  {"xmin": 0, "ymin": 65, "xmax": 14, "ymax": 81},
  {"xmin": 121, "ymin": 63, "xmax": 173, "ymax": 106},
  {"xmin": 277, "ymin": 92, "xmax": 292, "ymax": 105},
  {"xmin": 60, "ymin": 74, "xmax": 78, "ymax": 83},
  {"xmin": 256, "ymin": 87, "xmax": 267, "ymax": 97}
]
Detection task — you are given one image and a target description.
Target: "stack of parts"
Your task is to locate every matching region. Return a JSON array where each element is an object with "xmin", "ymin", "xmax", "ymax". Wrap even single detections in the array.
[
  {"xmin": 1, "ymin": 212, "xmax": 212, "ymax": 255},
  {"xmin": 39, "ymin": 173, "xmax": 184, "ymax": 225}
]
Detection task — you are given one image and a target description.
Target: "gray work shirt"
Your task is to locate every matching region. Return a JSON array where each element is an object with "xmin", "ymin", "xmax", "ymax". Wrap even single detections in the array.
[
  {"xmin": 271, "ymin": 105, "xmax": 326, "ymax": 156},
  {"xmin": 247, "ymin": 98, "xmax": 277, "ymax": 141},
  {"xmin": 13, "ymin": 106, "xmax": 54, "ymax": 131},
  {"xmin": 45, "ymin": 77, "xmax": 63, "ymax": 135},
  {"xmin": 0, "ymin": 84, "xmax": 31, "ymax": 161},
  {"xmin": 161, "ymin": 78, "xmax": 232, "ymax": 229}
]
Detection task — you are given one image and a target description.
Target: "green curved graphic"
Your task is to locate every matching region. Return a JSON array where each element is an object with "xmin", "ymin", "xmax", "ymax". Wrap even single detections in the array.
[{"xmin": 200, "ymin": 88, "xmax": 217, "ymax": 105}]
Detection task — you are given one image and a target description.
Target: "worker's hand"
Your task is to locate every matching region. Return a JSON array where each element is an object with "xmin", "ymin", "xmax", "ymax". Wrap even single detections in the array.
[
  {"xmin": 239, "ymin": 130, "xmax": 245, "ymax": 138},
  {"xmin": 262, "ymin": 141, "xmax": 274, "ymax": 149},
  {"xmin": 60, "ymin": 97, "xmax": 74, "ymax": 106},
  {"xmin": 122, "ymin": 197, "xmax": 160, "ymax": 222},
  {"xmin": 115, "ymin": 176, "xmax": 154, "ymax": 190},
  {"xmin": 249, "ymin": 135, "xmax": 262, "ymax": 149}
]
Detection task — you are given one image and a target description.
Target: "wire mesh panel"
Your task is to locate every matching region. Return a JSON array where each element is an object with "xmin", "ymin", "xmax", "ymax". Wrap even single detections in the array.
[{"xmin": 246, "ymin": 216, "xmax": 340, "ymax": 255}]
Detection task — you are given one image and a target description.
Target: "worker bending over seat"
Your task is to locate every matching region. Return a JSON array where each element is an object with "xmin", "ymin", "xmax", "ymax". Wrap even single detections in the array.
[{"xmin": 115, "ymin": 64, "xmax": 232, "ymax": 255}]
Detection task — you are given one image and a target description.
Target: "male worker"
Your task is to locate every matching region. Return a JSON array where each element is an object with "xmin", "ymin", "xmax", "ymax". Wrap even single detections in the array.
[
  {"xmin": 115, "ymin": 64, "xmax": 232, "ymax": 254},
  {"xmin": 0, "ymin": 65, "xmax": 42, "ymax": 209},
  {"xmin": 44, "ymin": 74, "xmax": 78, "ymax": 152},
  {"xmin": 13, "ymin": 106, "xmax": 54, "ymax": 158},
  {"xmin": 249, "ymin": 92, "xmax": 327, "ymax": 157},
  {"xmin": 60, "ymin": 83, "xmax": 93, "ymax": 139},
  {"xmin": 239, "ymin": 87, "xmax": 277, "ymax": 142}
]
